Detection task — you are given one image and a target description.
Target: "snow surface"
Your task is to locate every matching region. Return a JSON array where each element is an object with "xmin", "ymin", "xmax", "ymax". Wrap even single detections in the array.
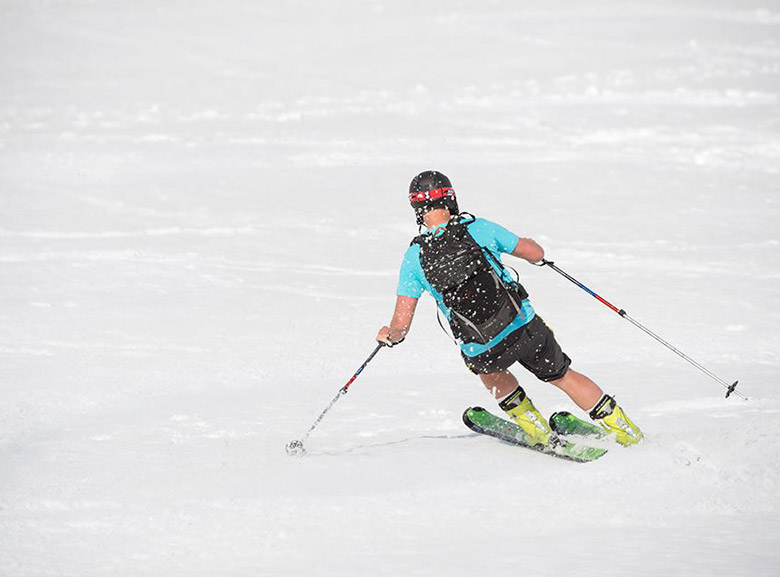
[{"xmin": 1, "ymin": 0, "xmax": 779, "ymax": 575}]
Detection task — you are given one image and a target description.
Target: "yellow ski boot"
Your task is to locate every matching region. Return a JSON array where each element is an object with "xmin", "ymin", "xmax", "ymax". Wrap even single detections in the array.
[
  {"xmin": 589, "ymin": 394, "xmax": 643, "ymax": 447},
  {"xmin": 499, "ymin": 386, "xmax": 554, "ymax": 446}
]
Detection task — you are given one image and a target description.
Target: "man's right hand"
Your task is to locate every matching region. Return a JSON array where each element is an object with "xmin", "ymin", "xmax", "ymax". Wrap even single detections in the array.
[{"xmin": 376, "ymin": 326, "xmax": 404, "ymax": 347}]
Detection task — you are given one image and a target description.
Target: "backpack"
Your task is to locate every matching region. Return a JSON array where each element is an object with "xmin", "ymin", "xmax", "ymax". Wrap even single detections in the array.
[{"xmin": 411, "ymin": 214, "xmax": 529, "ymax": 345}]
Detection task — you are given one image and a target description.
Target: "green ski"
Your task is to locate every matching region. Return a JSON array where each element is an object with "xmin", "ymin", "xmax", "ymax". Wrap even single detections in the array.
[
  {"xmin": 463, "ymin": 407, "xmax": 607, "ymax": 463},
  {"xmin": 549, "ymin": 411, "xmax": 608, "ymax": 439}
]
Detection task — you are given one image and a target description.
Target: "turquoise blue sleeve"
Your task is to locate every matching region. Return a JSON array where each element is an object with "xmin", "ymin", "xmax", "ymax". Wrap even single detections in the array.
[
  {"xmin": 486, "ymin": 219, "xmax": 520, "ymax": 253},
  {"xmin": 469, "ymin": 218, "xmax": 520, "ymax": 254},
  {"xmin": 396, "ymin": 245, "xmax": 424, "ymax": 298}
]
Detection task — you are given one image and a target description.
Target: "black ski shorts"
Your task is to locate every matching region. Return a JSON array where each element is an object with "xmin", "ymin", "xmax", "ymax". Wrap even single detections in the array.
[{"xmin": 461, "ymin": 315, "xmax": 571, "ymax": 381}]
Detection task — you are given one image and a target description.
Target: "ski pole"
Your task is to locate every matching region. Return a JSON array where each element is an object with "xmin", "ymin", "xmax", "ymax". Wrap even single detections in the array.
[
  {"xmin": 286, "ymin": 342, "xmax": 385, "ymax": 456},
  {"xmin": 539, "ymin": 259, "xmax": 744, "ymax": 400}
]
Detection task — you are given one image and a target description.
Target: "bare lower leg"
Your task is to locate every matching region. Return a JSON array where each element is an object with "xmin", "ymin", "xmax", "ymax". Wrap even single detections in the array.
[
  {"xmin": 478, "ymin": 370, "xmax": 520, "ymax": 399},
  {"xmin": 550, "ymin": 368, "xmax": 603, "ymax": 411}
]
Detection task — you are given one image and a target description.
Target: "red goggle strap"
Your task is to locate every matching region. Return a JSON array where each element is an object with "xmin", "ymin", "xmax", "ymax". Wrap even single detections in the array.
[{"xmin": 409, "ymin": 187, "xmax": 455, "ymax": 203}]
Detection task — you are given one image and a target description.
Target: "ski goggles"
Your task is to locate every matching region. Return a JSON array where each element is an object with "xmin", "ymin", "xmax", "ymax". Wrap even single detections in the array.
[{"xmin": 408, "ymin": 187, "xmax": 456, "ymax": 203}]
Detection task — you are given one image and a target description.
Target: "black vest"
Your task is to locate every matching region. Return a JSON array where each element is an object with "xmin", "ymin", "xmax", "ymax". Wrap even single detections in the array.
[{"xmin": 411, "ymin": 216, "xmax": 528, "ymax": 345}]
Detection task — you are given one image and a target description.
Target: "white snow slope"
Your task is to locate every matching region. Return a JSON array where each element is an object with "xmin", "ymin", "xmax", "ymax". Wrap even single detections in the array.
[{"xmin": 1, "ymin": 1, "xmax": 779, "ymax": 575}]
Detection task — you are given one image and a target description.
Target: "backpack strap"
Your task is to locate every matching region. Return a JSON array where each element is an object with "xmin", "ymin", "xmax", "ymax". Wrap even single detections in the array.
[{"xmin": 410, "ymin": 213, "xmax": 475, "ymax": 247}]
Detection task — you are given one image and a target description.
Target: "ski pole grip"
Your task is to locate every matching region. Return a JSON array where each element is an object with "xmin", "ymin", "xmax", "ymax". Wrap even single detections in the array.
[{"xmin": 385, "ymin": 336, "xmax": 405, "ymax": 348}]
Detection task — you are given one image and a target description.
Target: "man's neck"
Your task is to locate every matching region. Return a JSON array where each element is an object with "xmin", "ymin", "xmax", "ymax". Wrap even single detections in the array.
[{"xmin": 422, "ymin": 209, "xmax": 452, "ymax": 230}]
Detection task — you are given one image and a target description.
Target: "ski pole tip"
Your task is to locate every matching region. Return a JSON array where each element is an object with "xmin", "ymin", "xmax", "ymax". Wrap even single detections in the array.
[
  {"xmin": 725, "ymin": 380, "xmax": 739, "ymax": 399},
  {"xmin": 286, "ymin": 439, "xmax": 306, "ymax": 457}
]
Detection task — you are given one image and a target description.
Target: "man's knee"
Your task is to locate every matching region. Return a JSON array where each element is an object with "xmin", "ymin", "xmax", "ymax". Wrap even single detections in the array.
[{"xmin": 479, "ymin": 370, "xmax": 513, "ymax": 385}]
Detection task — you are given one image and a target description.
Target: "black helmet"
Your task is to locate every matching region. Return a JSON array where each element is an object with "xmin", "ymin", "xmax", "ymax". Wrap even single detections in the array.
[{"xmin": 408, "ymin": 170, "xmax": 459, "ymax": 226}]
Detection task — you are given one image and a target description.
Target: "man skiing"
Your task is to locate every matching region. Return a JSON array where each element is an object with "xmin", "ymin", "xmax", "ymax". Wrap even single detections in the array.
[{"xmin": 376, "ymin": 170, "xmax": 643, "ymax": 447}]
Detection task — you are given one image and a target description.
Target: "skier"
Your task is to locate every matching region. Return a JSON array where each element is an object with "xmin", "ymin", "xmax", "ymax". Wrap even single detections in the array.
[{"xmin": 376, "ymin": 170, "xmax": 643, "ymax": 447}]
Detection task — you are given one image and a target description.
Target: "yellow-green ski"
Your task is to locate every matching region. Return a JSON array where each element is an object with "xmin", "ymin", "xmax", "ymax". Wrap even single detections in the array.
[
  {"xmin": 549, "ymin": 411, "xmax": 608, "ymax": 438},
  {"xmin": 463, "ymin": 407, "xmax": 608, "ymax": 463}
]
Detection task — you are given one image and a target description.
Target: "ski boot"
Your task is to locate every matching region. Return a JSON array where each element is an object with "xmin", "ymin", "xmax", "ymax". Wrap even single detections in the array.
[
  {"xmin": 499, "ymin": 386, "xmax": 554, "ymax": 447},
  {"xmin": 589, "ymin": 394, "xmax": 643, "ymax": 447}
]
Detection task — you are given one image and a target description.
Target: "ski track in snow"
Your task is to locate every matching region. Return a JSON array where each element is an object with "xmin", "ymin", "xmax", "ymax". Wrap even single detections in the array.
[{"xmin": 2, "ymin": 0, "xmax": 780, "ymax": 576}]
